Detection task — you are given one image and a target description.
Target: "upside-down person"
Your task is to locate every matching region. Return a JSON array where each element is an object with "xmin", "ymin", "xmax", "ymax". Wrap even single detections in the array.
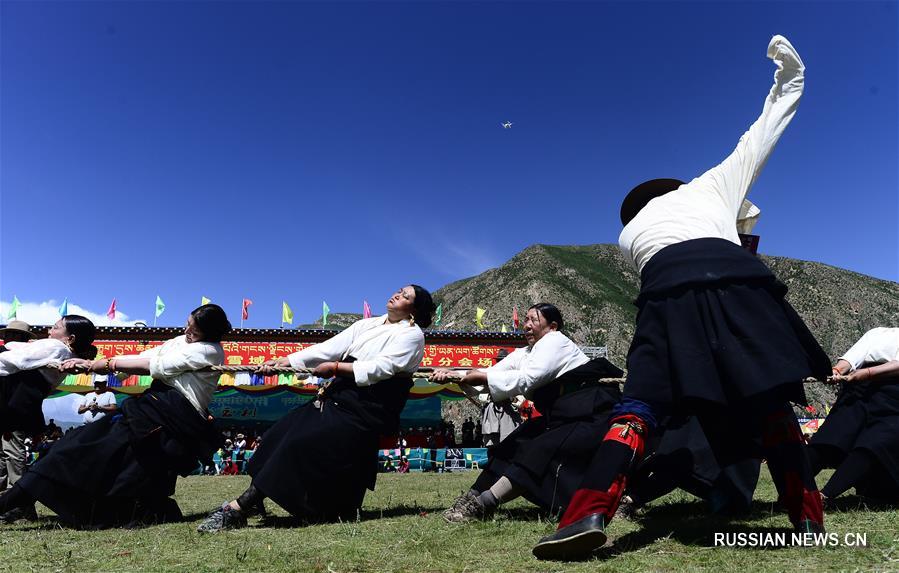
[
  {"xmin": 0, "ymin": 305, "xmax": 229, "ymax": 528},
  {"xmin": 533, "ymin": 35, "xmax": 831, "ymax": 560},
  {"xmin": 807, "ymin": 327, "xmax": 899, "ymax": 503},
  {"xmin": 0, "ymin": 316, "xmax": 97, "ymax": 523},
  {"xmin": 196, "ymin": 285, "xmax": 436, "ymax": 532},
  {"xmin": 433, "ymin": 303, "xmax": 622, "ymax": 522}
]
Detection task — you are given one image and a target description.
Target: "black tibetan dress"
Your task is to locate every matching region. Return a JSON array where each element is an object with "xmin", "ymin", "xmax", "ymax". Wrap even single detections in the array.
[
  {"xmin": 16, "ymin": 381, "xmax": 221, "ymax": 528},
  {"xmin": 0, "ymin": 358, "xmax": 53, "ymax": 437},
  {"xmin": 246, "ymin": 360, "xmax": 413, "ymax": 522},
  {"xmin": 623, "ymin": 238, "xmax": 831, "ymax": 414},
  {"xmin": 808, "ymin": 378, "xmax": 899, "ymax": 501},
  {"xmin": 472, "ymin": 358, "xmax": 623, "ymax": 516},
  {"xmin": 628, "ymin": 415, "xmax": 761, "ymax": 514}
]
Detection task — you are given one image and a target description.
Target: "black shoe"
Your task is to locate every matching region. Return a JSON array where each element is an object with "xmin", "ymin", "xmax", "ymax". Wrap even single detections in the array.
[
  {"xmin": 0, "ymin": 504, "xmax": 38, "ymax": 524},
  {"xmin": 252, "ymin": 499, "xmax": 268, "ymax": 518},
  {"xmin": 532, "ymin": 513, "xmax": 607, "ymax": 560}
]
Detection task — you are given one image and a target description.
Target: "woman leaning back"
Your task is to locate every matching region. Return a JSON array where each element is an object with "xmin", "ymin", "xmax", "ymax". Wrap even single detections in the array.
[
  {"xmin": 0, "ymin": 315, "xmax": 97, "ymax": 523},
  {"xmin": 433, "ymin": 303, "xmax": 623, "ymax": 522},
  {"xmin": 0, "ymin": 305, "xmax": 230, "ymax": 528},
  {"xmin": 197, "ymin": 284, "xmax": 436, "ymax": 532}
]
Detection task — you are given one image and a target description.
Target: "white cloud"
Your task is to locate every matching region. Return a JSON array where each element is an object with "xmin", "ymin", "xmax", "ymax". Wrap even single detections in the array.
[
  {"xmin": 392, "ymin": 226, "xmax": 502, "ymax": 279},
  {"xmin": 0, "ymin": 299, "xmax": 143, "ymax": 327}
]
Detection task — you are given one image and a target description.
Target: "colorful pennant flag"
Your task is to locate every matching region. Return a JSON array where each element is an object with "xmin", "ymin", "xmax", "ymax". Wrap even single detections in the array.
[
  {"xmin": 7, "ymin": 296, "xmax": 20, "ymax": 320},
  {"xmin": 322, "ymin": 301, "xmax": 330, "ymax": 326},
  {"xmin": 155, "ymin": 296, "xmax": 166, "ymax": 318},
  {"xmin": 475, "ymin": 307, "xmax": 486, "ymax": 330},
  {"xmin": 242, "ymin": 298, "xmax": 253, "ymax": 321},
  {"xmin": 106, "ymin": 299, "xmax": 117, "ymax": 321},
  {"xmin": 201, "ymin": 296, "xmax": 211, "ymax": 305},
  {"xmin": 434, "ymin": 303, "xmax": 443, "ymax": 327},
  {"xmin": 501, "ymin": 324, "xmax": 508, "ymax": 333},
  {"xmin": 362, "ymin": 300, "xmax": 372, "ymax": 319},
  {"xmin": 512, "ymin": 306, "xmax": 519, "ymax": 330},
  {"xmin": 281, "ymin": 301, "xmax": 293, "ymax": 325},
  {"xmin": 58, "ymin": 298, "xmax": 68, "ymax": 317}
]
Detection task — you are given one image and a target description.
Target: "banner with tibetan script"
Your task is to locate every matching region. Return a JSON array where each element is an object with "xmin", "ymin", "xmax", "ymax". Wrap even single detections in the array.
[{"xmin": 58, "ymin": 340, "xmax": 518, "ymax": 391}]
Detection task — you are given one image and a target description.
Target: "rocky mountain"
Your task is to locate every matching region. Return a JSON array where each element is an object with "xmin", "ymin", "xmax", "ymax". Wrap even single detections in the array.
[
  {"xmin": 298, "ymin": 312, "xmax": 362, "ymax": 330},
  {"xmin": 432, "ymin": 243, "xmax": 899, "ymax": 408}
]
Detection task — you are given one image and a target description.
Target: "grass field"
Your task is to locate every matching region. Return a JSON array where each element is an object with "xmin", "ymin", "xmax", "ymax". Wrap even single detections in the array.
[{"xmin": 1, "ymin": 470, "xmax": 897, "ymax": 572}]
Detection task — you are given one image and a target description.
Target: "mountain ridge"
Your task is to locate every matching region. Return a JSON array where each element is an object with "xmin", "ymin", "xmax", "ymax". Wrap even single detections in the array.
[{"xmin": 432, "ymin": 243, "xmax": 899, "ymax": 408}]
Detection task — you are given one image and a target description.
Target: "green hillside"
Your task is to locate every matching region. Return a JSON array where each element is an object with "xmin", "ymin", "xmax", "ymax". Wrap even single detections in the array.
[{"xmin": 432, "ymin": 243, "xmax": 899, "ymax": 408}]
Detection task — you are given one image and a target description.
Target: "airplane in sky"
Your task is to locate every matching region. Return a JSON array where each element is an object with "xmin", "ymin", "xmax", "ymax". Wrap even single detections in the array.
[{"xmin": 502, "ymin": 121, "xmax": 513, "ymax": 129}]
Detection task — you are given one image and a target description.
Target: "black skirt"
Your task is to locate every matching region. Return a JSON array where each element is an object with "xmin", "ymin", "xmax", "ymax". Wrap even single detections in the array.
[
  {"xmin": 0, "ymin": 368, "xmax": 53, "ymax": 435},
  {"xmin": 247, "ymin": 371, "xmax": 413, "ymax": 521},
  {"xmin": 479, "ymin": 358, "xmax": 623, "ymax": 515},
  {"xmin": 631, "ymin": 415, "xmax": 761, "ymax": 513},
  {"xmin": 17, "ymin": 382, "xmax": 220, "ymax": 528},
  {"xmin": 808, "ymin": 379, "xmax": 899, "ymax": 500},
  {"xmin": 624, "ymin": 238, "xmax": 831, "ymax": 410}
]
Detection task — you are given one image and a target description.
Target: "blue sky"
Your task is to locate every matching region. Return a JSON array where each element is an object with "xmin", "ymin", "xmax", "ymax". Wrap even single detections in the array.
[{"xmin": 1, "ymin": 1, "xmax": 896, "ymax": 327}]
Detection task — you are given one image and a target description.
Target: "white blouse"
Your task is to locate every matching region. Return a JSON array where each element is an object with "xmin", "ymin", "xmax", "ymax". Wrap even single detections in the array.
[
  {"xmin": 0, "ymin": 338, "xmax": 72, "ymax": 386},
  {"xmin": 619, "ymin": 35, "xmax": 805, "ymax": 273},
  {"xmin": 483, "ymin": 331, "xmax": 589, "ymax": 402},
  {"xmin": 839, "ymin": 328, "xmax": 899, "ymax": 371},
  {"xmin": 287, "ymin": 315, "xmax": 425, "ymax": 385},
  {"xmin": 118, "ymin": 335, "xmax": 224, "ymax": 413}
]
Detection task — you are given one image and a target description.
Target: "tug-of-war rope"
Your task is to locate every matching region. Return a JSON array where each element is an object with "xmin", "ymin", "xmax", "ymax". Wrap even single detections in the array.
[{"xmin": 204, "ymin": 364, "xmax": 846, "ymax": 385}]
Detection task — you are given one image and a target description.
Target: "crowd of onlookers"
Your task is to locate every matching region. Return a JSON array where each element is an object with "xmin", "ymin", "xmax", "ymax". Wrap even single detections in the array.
[
  {"xmin": 22, "ymin": 419, "xmax": 496, "ymax": 477},
  {"xmin": 198, "ymin": 427, "xmax": 265, "ymax": 475},
  {"xmin": 18, "ymin": 419, "xmax": 65, "ymax": 467}
]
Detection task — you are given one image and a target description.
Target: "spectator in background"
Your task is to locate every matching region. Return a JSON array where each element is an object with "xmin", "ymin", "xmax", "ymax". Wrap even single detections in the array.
[
  {"xmin": 480, "ymin": 349, "xmax": 524, "ymax": 448},
  {"xmin": 461, "ymin": 418, "xmax": 475, "ymax": 447},
  {"xmin": 398, "ymin": 456, "xmax": 410, "ymax": 474},
  {"xmin": 396, "ymin": 432, "xmax": 408, "ymax": 458},
  {"xmin": 383, "ymin": 456, "xmax": 397, "ymax": 473},
  {"xmin": 443, "ymin": 425, "xmax": 457, "ymax": 448},
  {"xmin": 233, "ymin": 433, "xmax": 248, "ymax": 473},
  {"xmin": 220, "ymin": 440, "xmax": 237, "ymax": 476},
  {"xmin": 426, "ymin": 430, "xmax": 438, "ymax": 472},
  {"xmin": 0, "ymin": 320, "xmax": 39, "ymax": 495},
  {"xmin": 45, "ymin": 419, "xmax": 61, "ymax": 437},
  {"xmin": 233, "ymin": 434, "xmax": 247, "ymax": 454},
  {"xmin": 78, "ymin": 375, "xmax": 118, "ymax": 424}
]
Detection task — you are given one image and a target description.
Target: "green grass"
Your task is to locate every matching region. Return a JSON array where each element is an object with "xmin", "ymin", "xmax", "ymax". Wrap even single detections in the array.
[{"xmin": 1, "ymin": 470, "xmax": 897, "ymax": 572}]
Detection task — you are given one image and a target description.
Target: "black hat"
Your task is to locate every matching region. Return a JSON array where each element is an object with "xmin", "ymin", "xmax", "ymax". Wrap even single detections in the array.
[{"xmin": 620, "ymin": 178, "xmax": 685, "ymax": 226}]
